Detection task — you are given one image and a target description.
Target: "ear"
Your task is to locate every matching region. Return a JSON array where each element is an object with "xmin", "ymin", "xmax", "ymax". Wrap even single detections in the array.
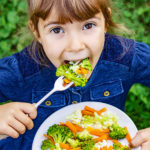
[
  {"xmin": 28, "ymin": 20, "xmax": 42, "ymax": 43},
  {"xmin": 108, "ymin": 7, "xmax": 112, "ymax": 15},
  {"xmin": 105, "ymin": 7, "xmax": 112, "ymax": 32}
]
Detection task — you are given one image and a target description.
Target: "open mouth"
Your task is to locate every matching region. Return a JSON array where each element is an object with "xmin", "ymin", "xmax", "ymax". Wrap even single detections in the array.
[{"xmin": 64, "ymin": 57, "xmax": 90, "ymax": 65}]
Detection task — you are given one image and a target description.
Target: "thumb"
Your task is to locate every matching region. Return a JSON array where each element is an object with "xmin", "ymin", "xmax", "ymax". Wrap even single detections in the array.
[
  {"xmin": 19, "ymin": 103, "xmax": 37, "ymax": 119},
  {"xmin": 130, "ymin": 130, "xmax": 147, "ymax": 148}
]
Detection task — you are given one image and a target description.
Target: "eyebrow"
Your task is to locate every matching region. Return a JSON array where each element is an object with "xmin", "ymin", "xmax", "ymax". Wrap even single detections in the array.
[
  {"xmin": 44, "ymin": 21, "xmax": 64, "ymax": 28},
  {"xmin": 44, "ymin": 15, "xmax": 102, "ymax": 28}
]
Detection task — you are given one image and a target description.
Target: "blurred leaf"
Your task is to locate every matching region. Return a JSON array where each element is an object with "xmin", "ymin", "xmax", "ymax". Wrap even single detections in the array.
[{"xmin": 7, "ymin": 11, "xmax": 19, "ymax": 24}]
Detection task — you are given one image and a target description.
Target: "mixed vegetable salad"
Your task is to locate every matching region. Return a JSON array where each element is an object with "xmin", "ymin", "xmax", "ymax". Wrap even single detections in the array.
[
  {"xmin": 56, "ymin": 58, "xmax": 92, "ymax": 87},
  {"xmin": 41, "ymin": 106, "xmax": 132, "ymax": 150}
]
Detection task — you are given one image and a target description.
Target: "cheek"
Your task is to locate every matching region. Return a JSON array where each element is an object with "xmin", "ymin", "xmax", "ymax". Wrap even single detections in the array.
[
  {"xmin": 40, "ymin": 37, "xmax": 66, "ymax": 67},
  {"xmin": 89, "ymin": 31, "xmax": 105, "ymax": 53},
  {"xmin": 41, "ymin": 37, "xmax": 62, "ymax": 57}
]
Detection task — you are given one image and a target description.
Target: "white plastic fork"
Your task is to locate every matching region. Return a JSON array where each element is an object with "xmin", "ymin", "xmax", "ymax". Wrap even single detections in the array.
[
  {"xmin": 34, "ymin": 60, "xmax": 80, "ymax": 108},
  {"xmin": 34, "ymin": 76, "xmax": 73, "ymax": 108}
]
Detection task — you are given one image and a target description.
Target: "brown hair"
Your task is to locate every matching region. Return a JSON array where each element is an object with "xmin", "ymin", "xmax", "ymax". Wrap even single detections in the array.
[{"xmin": 26, "ymin": 0, "xmax": 122, "ymax": 66}]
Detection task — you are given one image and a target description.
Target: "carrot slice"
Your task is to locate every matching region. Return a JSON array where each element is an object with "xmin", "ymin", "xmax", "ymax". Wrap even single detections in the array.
[
  {"xmin": 93, "ymin": 134, "xmax": 108, "ymax": 142},
  {"xmin": 71, "ymin": 148, "xmax": 81, "ymax": 150},
  {"xmin": 76, "ymin": 69, "xmax": 82, "ymax": 74},
  {"xmin": 64, "ymin": 78, "xmax": 71, "ymax": 84},
  {"xmin": 112, "ymin": 140, "xmax": 123, "ymax": 147},
  {"xmin": 59, "ymin": 142, "xmax": 71, "ymax": 150},
  {"xmin": 60, "ymin": 122, "xmax": 66, "ymax": 126},
  {"xmin": 72, "ymin": 123, "xmax": 84, "ymax": 132},
  {"xmin": 84, "ymin": 106, "xmax": 98, "ymax": 113},
  {"xmin": 124, "ymin": 127, "xmax": 132, "ymax": 143},
  {"xmin": 112, "ymin": 139, "xmax": 119, "ymax": 145},
  {"xmin": 107, "ymin": 146, "xmax": 113, "ymax": 150},
  {"xmin": 80, "ymin": 67, "xmax": 89, "ymax": 74},
  {"xmin": 97, "ymin": 108, "xmax": 107, "ymax": 115},
  {"xmin": 102, "ymin": 129, "xmax": 110, "ymax": 133},
  {"xmin": 43, "ymin": 134, "xmax": 55, "ymax": 145},
  {"xmin": 81, "ymin": 110, "xmax": 94, "ymax": 116},
  {"xmin": 65, "ymin": 121, "xmax": 77, "ymax": 135},
  {"xmin": 86, "ymin": 127, "xmax": 109, "ymax": 136},
  {"xmin": 101, "ymin": 146, "xmax": 107, "ymax": 150}
]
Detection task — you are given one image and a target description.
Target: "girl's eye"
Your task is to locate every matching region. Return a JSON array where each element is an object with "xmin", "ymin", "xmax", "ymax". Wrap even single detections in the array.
[
  {"xmin": 83, "ymin": 23, "xmax": 95, "ymax": 30},
  {"xmin": 50, "ymin": 27, "xmax": 64, "ymax": 34}
]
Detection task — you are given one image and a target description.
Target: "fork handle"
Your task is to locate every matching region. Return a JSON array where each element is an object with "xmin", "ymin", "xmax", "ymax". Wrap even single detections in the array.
[{"xmin": 34, "ymin": 88, "xmax": 55, "ymax": 108}]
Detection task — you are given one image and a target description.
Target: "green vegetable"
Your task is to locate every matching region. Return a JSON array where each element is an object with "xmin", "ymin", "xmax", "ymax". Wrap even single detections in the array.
[
  {"xmin": 41, "ymin": 139, "xmax": 55, "ymax": 150},
  {"xmin": 81, "ymin": 58, "xmax": 92, "ymax": 71},
  {"xmin": 109, "ymin": 124, "xmax": 127, "ymax": 140},
  {"xmin": 66, "ymin": 110, "xmax": 82, "ymax": 125},
  {"xmin": 56, "ymin": 64, "xmax": 69, "ymax": 77},
  {"xmin": 47, "ymin": 124, "xmax": 73, "ymax": 144},
  {"xmin": 56, "ymin": 58, "xmax": 92, "ymax": 87},
  {"xmin": 55, "ymin": 143, "xmax": 62, "ymax": 150},
  {"xmin": 94, "ymin": 112, "xmax": 118, "ymax": 128},
  {"xmin": 81, "ymin": 115, "xmax": 95, "ymax": 128},
  {"xmin": 80, "ymin": 140, "xmax": 96, "ymax": 150},
  {"xmin": 67, "ymin": 138, "xmax": 81, "ymax": 148},
  {"xmin": 113, "ymin": 143, "xmax": 131, "ymax": 150},
  {"xmin": 56, "ymin": 64, "xmax": 87, "ymax": 87},
  {"xmin": 76, "ymin": 130, "xmax": 93, "ymax": 141}
]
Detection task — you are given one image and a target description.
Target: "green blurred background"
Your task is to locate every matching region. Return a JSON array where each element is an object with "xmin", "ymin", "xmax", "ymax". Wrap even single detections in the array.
[{"xmin": 0, "ymin": 0, "xmax": 150, "ymax": 129}]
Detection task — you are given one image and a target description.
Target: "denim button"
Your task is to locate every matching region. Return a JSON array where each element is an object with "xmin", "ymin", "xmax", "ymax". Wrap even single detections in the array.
[
  {"xmin": 104, "ymin": 91, "xmax": 110, "ymax": 97},
  {"xmin": 45, "ymin": 100, "xmax": 52, "ymax": 106},
  {"xmin": 72, "ymin": 101, "xmax": 78, "ymax": 104}
]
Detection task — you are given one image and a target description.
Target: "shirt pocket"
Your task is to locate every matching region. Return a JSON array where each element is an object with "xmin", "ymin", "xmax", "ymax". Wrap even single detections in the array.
[
  {"xmin": 90, "ymin": 79, "xmax": 124, "ymax": 103},
  {"xmin": 32, "ymin": 91, "xmax": 66, "ymax": 108}
]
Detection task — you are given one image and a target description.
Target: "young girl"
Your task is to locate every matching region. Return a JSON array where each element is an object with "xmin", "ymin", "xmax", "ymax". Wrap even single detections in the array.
[{"xmin": 0, "ymin": 0, "xmax": 150, "ymax": 149}]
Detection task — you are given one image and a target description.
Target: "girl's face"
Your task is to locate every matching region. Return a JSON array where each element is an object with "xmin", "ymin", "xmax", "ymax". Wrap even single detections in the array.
[{"xmin": 36, "ymin": 9, "xmax": 106, "ymax": 75}]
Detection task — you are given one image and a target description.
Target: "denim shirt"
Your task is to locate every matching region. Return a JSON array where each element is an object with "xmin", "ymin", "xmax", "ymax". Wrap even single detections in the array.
[{"xmin": 0, "ymin": 34, "xmax": 150, "ymax": 149}]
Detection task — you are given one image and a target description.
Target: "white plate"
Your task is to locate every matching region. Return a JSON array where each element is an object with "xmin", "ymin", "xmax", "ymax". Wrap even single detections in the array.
[{"xmin": 32, "ymin": 102, "xmax": 141, "ymax": 150}]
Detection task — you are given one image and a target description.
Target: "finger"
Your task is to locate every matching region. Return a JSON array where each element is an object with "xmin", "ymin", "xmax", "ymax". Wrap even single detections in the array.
[
  {"xmin": 141, "ymin": 141, "xmax": 150, "ymax": 150},
  {"xmin": 8, "ymin": 118, "xmax": 26, "ymax": 135},
  {"xmin": 130, "ymin": 130, "xmax": 147, "ymax": 147},
  {"xmin": 3, "ymin": 125, "xmax": 19, "ymax": 139},
  {"xmin": 14, "ymin": 110, "xmax": 34, "ymax": 130},
  {"xmin": 18, "ymin": 103, "xmax": 37, "ymax": 119}
]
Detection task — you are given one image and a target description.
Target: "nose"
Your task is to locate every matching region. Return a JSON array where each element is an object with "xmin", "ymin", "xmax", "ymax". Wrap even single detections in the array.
[{"xmin": 66, "ymin": 33, "xmax": 85, "ymax": 52}]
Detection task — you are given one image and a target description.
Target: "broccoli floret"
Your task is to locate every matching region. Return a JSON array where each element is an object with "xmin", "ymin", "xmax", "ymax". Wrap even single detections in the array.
[
  {"xmin": 41, "ymin": 139, "xmax": 56, "ymax": 150},
  {"xmin": 56, "ymin": 64, "xmax": 70, "ymax": 77},
  {"xmin": 55, "ymin": 143, "xmax": 62, "ymax": 150},
  {"xmin": 81, "ymin": 58, "xmax": 92, "ymax": 71},
  {"xmin": 76, "ymin": 130, "xmax": 93, "ymax": 141},
  {"xmin": 47, "ymin": 124, "xmax": 73, "ymax": 144},
  {"xmin": 113, "ymin": 143, "xmax": 131, "ymax": 150},
  {"xmin": 67, "ymin": 138, "xmax": 81, "ymax": 148},
  {"xmin": 80, "ymin": 140, "xmax": 96, "ymax": 150},
  {"xmin": 109, "ymin": 124, "xmax": 127, "ymax": 140}
]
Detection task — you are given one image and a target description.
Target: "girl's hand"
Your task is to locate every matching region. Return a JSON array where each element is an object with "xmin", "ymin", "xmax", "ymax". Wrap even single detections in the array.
[
  {"xmin": 0, "ymin": 102, "xmax": 37, "ymax": 138},
  {"xmin": 130, "ymin": 127, "xmax": 150, "ymax": 150}
]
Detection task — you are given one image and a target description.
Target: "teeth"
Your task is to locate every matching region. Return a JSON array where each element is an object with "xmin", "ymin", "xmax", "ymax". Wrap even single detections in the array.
[{"xmin": 64, "ymin": 57, "xmax": 89, "ymax": 64}]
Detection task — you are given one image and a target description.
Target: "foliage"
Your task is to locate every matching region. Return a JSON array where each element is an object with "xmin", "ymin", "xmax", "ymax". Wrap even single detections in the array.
[
  {"xmin": 112, "ymin": 0, "xmax": 150, "ymax": 129},
  {"xmin": 112, "ymin": 0, "xmax": 150, "ymax": 46},
  {"xmin": 126, "ymin": 84, "xmax": 150, "ymax": 129},
  {"xmin": 0, "ymin": 0, "xmax": 31, "ymax": 58},
  {"xmin": 0, "ymin": 0, "xmax": 150, "ymax": 129}
]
